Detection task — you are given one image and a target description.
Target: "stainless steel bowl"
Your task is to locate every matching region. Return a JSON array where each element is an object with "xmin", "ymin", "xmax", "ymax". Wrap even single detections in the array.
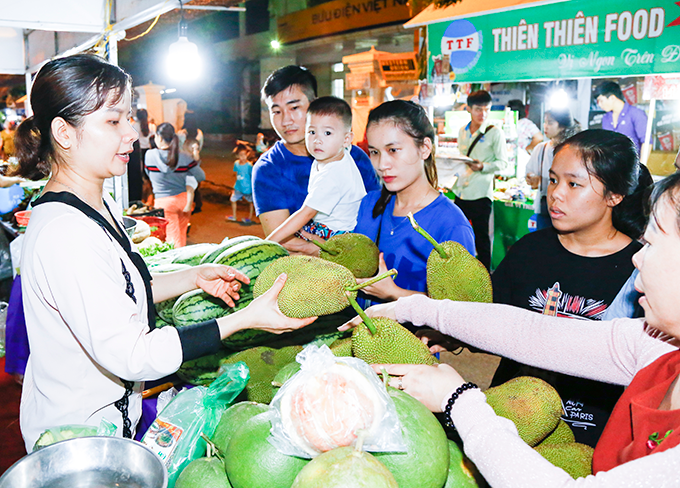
[
  {"xmin": 0, "ymin": 437, "xmax": 167, "ymax": 488},
  {"xmin": 123, "ymin": 216, "xmax": 138, "ymax": 238}
]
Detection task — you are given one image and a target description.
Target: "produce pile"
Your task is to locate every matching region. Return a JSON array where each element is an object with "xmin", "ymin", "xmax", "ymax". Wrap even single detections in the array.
[{"xmin": 146, "ymin": 232, "xmax": 589, "ymax": 487}]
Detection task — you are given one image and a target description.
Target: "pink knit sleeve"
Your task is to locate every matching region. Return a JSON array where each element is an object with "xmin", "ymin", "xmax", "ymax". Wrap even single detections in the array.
[
  {"xmin": 450, "ymin": 389, "xmax": 680, "ymax": 487},
  {"xmin": 395, "ymin": 295, "xmax": 675, "ymax": 386}
]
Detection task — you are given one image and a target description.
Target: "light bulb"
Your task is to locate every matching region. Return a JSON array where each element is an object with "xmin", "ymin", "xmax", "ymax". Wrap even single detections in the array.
[{"xmin": 167, "ymin": 36, "xmax": 201, "ymax": 81}]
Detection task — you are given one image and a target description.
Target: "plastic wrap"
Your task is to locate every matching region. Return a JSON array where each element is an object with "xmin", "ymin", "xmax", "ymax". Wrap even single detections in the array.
[
  {"xmin": 32, "ymin": 418, "xmax": 117, "ymax": 451},
  {"xmin": 141, "ymin": 362, "xmax": 248, "ymax": 488},
  {"xmin": 269, "ymin": 345, "xmax": 405, "ymax": 459}
]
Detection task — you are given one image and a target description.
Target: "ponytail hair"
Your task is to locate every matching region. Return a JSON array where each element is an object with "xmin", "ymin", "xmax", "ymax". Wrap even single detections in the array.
[
  {"xmin": 137, "ymin": 108, "xmax": 150, "ymax": 137},
  {"xmin": 554, "ymin": 129, "xmax": 653, "ymax": 239},
  {"xmin": 11, "ymin": 53, "xmax": 130, "ymax": 180},
  {"xmin": 156, "ymin": 122, "xmax": 180, "ymax": 168},
  {"xmin": 366, "ymin": 100, "xmax": 437, "ymax": 218}
]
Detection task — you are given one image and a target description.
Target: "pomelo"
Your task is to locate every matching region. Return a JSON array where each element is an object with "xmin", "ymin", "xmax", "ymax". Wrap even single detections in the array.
[
  {"xmin": 291, "ymin": 446, "xmax": 398, "ymax": 488},
  {"xmin": 444, "ymin": 439, "xmax": 485, "ymax": 487},
  {"xmin": 374, "ymin": 388, "xmax": 449, "ymax": 488},
  {"xmin": 211, "ymin": 401, "xmax": 269, "ymax": 454},
  {"xmin": 225, "ymin": 412, "xmax": 309, "ymax": 488},
  {"xmin": 175, "ymin": 457, "xmax": 232, "ymax": 488}
]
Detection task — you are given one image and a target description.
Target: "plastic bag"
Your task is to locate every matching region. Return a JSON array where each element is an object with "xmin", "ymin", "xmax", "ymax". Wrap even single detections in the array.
[
  {"xmin": 269, "ymin": 345, "xmax": 406, "ymax": 459},
  {"xmin": 33, "ymin": 418, "xmax": 118, "ymax": 451},
  {"xmin": 142, "ymin": 362, "xmax": 249, "ymax": 488}
]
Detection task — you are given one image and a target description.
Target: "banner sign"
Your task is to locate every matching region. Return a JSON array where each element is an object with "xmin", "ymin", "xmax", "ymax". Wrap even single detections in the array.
[
  {"xmin": 427, "ymin": 0, "xmax": 680, "ymax": 82},
  {"xmin": 278, "ymin": 0, "xmax": 411, "ymax": 44}
]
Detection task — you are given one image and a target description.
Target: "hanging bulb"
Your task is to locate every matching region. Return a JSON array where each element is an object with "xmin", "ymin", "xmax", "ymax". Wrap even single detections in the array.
[{"xmin": 167, "ymin": 2, "xmax": 201, "ymax": 81}]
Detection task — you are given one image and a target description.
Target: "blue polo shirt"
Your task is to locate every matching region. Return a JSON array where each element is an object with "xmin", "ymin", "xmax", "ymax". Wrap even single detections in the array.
[
  {"xmin": 601, "ymin": 103, "xmax": 648, "ymax": 155},
  {"xmin": 252, "ymin": 141, "xmax": 380, "ymax": 216}
]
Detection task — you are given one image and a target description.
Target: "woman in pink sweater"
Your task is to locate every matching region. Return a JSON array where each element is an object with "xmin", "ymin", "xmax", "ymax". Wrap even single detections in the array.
[{"xmin": 346, "ymin": 172, "xmax": 680, "ymax": 486}]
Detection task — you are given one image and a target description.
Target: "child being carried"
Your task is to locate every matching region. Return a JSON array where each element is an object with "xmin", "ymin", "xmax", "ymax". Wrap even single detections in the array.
[{"xmin": 267, "ymin": 96, "xmax": 366, "ymax": 242}]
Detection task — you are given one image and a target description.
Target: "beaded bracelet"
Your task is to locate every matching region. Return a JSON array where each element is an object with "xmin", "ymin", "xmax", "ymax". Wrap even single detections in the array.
[{"xmin": 444, "ymin": 382, "xmax": 479, "ymax": 429}]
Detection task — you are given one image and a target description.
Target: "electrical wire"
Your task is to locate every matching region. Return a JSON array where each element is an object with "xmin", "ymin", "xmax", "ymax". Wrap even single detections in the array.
[{"xmin": 123, "ymin": 1, "xmax": 170, "ymax": 42}]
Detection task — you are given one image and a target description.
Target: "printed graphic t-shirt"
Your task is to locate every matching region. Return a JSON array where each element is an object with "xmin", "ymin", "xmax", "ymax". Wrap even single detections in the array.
[{"xmin": 491, "ymin": 228, "xmax": 642, "ymax": 447}]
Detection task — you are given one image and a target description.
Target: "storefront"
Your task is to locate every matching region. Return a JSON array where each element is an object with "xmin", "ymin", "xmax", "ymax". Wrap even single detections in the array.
[{"xmin": 407, "ymin": 0, "xmax": 680, "ymax": 267}]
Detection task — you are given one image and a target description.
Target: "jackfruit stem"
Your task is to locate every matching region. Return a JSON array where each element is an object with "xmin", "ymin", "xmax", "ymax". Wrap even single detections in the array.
[
  {"xmin": 346, "ymin": 292, "xmax": 377, "ymax": 335},
  {"xmin": 310, "ymin": 239, "xmax": 339, "ymax": 256},
  {"xmin": 347, "ymin": 268, "xmax": 398, "ymax": 292},
  {"xmin": 407, "ymin": 212, "xmax": 449, "ymax": 259}
]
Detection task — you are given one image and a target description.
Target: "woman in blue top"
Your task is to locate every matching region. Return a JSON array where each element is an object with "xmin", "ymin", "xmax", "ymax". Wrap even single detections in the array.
[{"xmin": 354, "ymin": 100, "xmax": 475, "ymax": 305}]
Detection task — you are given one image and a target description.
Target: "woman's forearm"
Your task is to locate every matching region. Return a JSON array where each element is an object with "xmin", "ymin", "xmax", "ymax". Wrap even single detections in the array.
[{"xmin": 151, "ymin": 267, "xmax": 201, "ymax": 303}]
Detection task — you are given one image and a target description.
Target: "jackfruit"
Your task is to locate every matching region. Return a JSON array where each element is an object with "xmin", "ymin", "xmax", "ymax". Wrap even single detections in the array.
[
  {"xmin": 312, "ymin": 233, "xmax": 379, "ymax": 278},
  {"xmin": 408, "ymin": 213, "xmax": 492, "ymax": 302},
  {"xmin": 537, "ymin": 419, "xmax": 575, "ymax": 446},
  {"xmin": 534, "ymin": 442, "xmax": 594, "ymax": 479},
  {"xmin": 329, "ymin": 337, "xmax": 353, "ymax": 357},
  {"xmin": 253, "ymin": 255, "xmax": 396, "ymax": 318},
  {"xmin": 220, "ymin": 345, "xmax": 303, "ymax": 404},
  {"xmin": 484, "ymin": 376, "xmax": 562, "ymax": 446},
  {"xmin": 348, "ymin": 294, "xmax": 439, "ymax": 366}
]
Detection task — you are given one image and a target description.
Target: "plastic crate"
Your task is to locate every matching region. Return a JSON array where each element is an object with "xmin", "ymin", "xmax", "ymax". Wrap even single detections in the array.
[{"xmin": 134, "ymin": 216, "xmax": 169, "ymax": 242}]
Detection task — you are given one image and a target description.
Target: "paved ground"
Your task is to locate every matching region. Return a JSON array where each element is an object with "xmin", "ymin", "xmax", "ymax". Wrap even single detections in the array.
[{"xmin": 185, "ymin": 139, "xmax": 502, "ymax": 390}]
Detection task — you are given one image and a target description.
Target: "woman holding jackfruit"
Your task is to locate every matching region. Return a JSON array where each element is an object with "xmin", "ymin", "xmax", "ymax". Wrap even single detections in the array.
[
  {"xmin": 344, "ymin": 169, "xmax": 680, "ymax": 487},
  {"xmin": 353, "ymin": 100, "xmax": 474, "ymax": 306},
  {"xmin": 11, "ymin": 54, "xmax": 314, "ymax": 452}
]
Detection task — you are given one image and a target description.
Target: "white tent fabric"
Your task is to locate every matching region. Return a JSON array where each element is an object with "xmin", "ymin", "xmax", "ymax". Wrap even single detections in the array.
[{"xmin": 0, "ymin": 0, "xmax": 181, "ymax": 75}]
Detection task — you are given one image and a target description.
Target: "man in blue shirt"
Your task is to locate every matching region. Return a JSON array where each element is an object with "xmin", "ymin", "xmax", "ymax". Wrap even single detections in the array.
[
  {"xmin": 597, "ymin": 82, "xmax": 649, "ymax": 156},
  {"xmin": 253, "ymin": 66, "xmax": 380, "ymax": 254}
]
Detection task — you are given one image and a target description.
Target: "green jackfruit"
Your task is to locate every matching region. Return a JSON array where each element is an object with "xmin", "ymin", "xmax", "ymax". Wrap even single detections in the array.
[
  {"xmin": 348, "ymin": 294, "xmax": 438, "ymax": 366},
  {"xmin": 329, "ymin": 337, "xmax": 353, "ymax": 357},
  {"xmin": 484, "ymin": 376, "xmax": 562, "ymax": 446},
  {"xmin": 253, "ymin": 255, "xmax": 396, "ymax": 318},
  {"xmin": 537, "ymin": 419, "xmax": 575, "ymax": 447},
  {"xmin": 312, "ymin": 233, "xmax": 379, "ymax": 278},
  {"xmin": 534, "ymin": 442, "xmax": 594, "ymax": 479},
  {"xmin": 408, "ymin": 213, "xmax": 492, "ymax": 302},
  {"xmin": 220, "ymin": 345, "xmax": 303, "ymax": 404}
]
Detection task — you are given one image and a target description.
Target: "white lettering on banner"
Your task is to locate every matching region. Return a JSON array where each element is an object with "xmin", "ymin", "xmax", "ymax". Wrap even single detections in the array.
[
  {"xmin": 491, "ymin": 20, "xmax": 538, "ymax": 52},
  {"xmin": 559, "ymin": 51, "xmax": 615, "ymax": 72},
  {"xmin": 662, "ymin": 45, "xmax": 680, "ymax": 63},
  {"xmin": 544, "ymin": 12, "xmax": 598, "ymax": 48},
  {"xmin": 604, "ymin": 8, "xmax": 665, "ymax": 42},
  {"xmin": 622, "ymin": 48, "xmax": 655, "ymax": 66}
]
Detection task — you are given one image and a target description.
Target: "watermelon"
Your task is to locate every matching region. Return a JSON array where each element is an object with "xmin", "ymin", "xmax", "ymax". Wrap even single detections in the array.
[
  {"xmin": 150, "ymin": 263, "xmax": 191, "ymax": 323},
  {"xmin": 172, "ymin": 289, "xmax": 250, "ymax": 328},
  {"xmin": 213, "ymin": 240, "xmax": 288, "ymax": 296},
  {"xmin": 171, "ymin": 243, "xmax": 219, "ymax": 266},
  {"xmin": 177, "ymin": 349, "xmax": 236, "ymax": 386},
  {"xmin": 199, "ymin": 235, "xmax": 262, "ymax": 265}
]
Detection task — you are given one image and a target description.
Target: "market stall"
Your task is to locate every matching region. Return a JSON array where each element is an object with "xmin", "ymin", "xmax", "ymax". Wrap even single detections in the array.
[{"xmin": 407, "ymin": 0, "xmax": 680, "ymax": 267}]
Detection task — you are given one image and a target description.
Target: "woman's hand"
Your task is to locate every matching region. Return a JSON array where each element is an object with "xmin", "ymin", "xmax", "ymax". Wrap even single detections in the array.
[
  {"xmin": 219, "ymin": 273, "xmax": 316, "ymax": 339},
  {"xmin": 372, "ymin": 363, "xmax": 466, "ymax": 412},
  {"xmin": 195, "ymin": 264, "xmax": 250, "ymax": 307},
  {"xmin": 356, "ymin": 254, "xmax": 406, "ymax": 301},
  {"xmin": 338, "ymin": 301, "xmax": 397, "ymax": 331},
  {"xmin": 416, "ymin": 329, "xmax": 466, "ymax": 354}
]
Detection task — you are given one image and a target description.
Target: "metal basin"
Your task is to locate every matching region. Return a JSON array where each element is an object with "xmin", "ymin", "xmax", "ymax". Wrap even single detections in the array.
[
  {"xmin": 0, "ymin": 437, "xmax": 167, "ymax": 488},
  {"xmin": 123, "ymin": 216, "xmax": 138, "ymax": 238}
]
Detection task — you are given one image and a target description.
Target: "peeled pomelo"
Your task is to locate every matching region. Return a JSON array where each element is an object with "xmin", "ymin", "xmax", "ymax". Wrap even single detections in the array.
[
  {"xmin": 374, "ymin": 388, "xmax": 449, "ymax": 488},
  {"xmin": 291, "ymin": 446, "xmax": 398, "ymax": 488},
  {"xmin": 280, "ymin": 362, "xmax": 384, "ymax": 457},
  {"xmin": 175, "ymin": 457, "xmax": 232, "ymax": 488},
  {"xmin": 211, "ymin": 401, "xmax": 268, "ymax": 454},
  {"xmin": 225, "ymin": 412, "xmax": 309, "ymax": 488}
]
